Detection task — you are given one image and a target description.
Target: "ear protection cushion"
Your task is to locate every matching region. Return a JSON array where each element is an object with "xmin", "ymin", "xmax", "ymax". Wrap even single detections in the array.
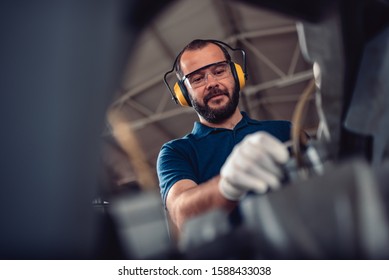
[
  {"xmin": 173, "ymin": 81, "xmax": 191, "ymax": 107},
  {"xmin": 231, "ymin": 62, "xmax": 246, "ymax": 90}
]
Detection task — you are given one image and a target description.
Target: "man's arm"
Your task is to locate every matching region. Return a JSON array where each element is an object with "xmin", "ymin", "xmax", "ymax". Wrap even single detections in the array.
[
  {"xmin": 166, "ymin": 176, "xmax": 237, "ymax": 232},
  {"xmin": 166, "ymin": 131, "xmax": 290, "ymax": 233}
]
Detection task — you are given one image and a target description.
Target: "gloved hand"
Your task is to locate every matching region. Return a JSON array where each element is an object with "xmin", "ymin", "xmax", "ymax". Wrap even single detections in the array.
[{"xmin": 219, "ymin": 131, "xmax": 290, "ymax": 201}]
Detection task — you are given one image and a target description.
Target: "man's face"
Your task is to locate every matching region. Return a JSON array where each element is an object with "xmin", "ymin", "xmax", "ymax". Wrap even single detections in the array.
[{"xmin": 179, "ymin": 44, "xmax": 239, "ymax": 123}]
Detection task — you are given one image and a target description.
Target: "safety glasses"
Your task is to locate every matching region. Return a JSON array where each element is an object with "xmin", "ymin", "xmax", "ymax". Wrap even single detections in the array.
[{"xmin": 183, "ymin": 61, "xmax": 231, "ymax": 89}]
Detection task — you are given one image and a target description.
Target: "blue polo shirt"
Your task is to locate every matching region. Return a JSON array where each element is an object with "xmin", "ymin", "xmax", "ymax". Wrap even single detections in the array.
[{"xmin": 156, "ymin": 112, "xmax": 291, "ymax": 206}]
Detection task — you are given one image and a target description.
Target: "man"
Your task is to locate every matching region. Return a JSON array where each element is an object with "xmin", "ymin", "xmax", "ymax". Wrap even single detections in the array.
[{"xmin": 157, "ymin": 39, "xmax": 291, "ymax": 234}]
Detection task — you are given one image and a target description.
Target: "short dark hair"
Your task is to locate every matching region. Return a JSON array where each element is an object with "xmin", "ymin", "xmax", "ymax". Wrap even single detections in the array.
[{"xmin": 175, "ymin": 39, "xmax": 231, "ymax": 79}]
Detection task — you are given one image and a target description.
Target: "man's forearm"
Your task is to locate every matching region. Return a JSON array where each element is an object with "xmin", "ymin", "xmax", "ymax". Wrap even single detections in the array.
[{"xmin": 168, "ymin": 176, "xmax": 237, "ymax": 231}]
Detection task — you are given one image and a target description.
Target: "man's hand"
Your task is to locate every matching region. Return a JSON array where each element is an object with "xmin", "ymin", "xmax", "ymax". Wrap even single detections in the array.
[{"xmin": 219, "ymin": 131, "xmax": 290, "ymax": 201}]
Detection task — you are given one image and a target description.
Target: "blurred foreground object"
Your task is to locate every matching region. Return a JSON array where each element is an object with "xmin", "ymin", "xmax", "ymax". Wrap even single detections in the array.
[{"xmin": 0, "ymin": 0, "xmax": 173, "ymax": 259}]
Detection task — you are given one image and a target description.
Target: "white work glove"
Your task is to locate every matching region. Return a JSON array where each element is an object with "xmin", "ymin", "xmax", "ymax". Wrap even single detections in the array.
[{"xmin": 219, "ymin": 131, "xmax": 290, "ymax": 201}]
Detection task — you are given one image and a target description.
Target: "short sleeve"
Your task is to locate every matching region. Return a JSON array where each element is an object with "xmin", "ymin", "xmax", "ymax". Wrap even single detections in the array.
[{"xmin": 156, "ymin": 141, "xmax": 198, "ymax": 207}]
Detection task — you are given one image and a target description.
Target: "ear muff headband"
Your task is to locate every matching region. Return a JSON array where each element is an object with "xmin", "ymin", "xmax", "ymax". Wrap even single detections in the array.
[{"xmin": 163, "ymin": 39, "xmax": 247, "ymax": 107}]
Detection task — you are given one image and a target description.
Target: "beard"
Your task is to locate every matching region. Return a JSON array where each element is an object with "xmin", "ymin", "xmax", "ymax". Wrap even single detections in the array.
[{"xmin": 190, "ymin": 87, "xmax": 239, "ymax": 124}]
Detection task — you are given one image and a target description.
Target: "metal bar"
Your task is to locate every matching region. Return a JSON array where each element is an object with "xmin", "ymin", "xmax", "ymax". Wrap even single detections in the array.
[
  {"xmin": 244, "ymin": 69, "xmax": 313, "ymax": 95},
  {"xmin": 112, "ymin": 74, "xmax": 163, "ymax": 107},
  {"xmin": 126, "ymin": 99, "xmax": 154, "ymax": 116},
  {"xmin": 228, "ymin": 25, "xmax": 296, "ymax": 41},
  {"xmin": 249, "ymin": 92, "xmax": 315, "ymax": 106},
  {"xmin": 241, "ymin": 38, "xmax": 286, "ymax": 78},
  {"xmin": 155, "ymin": 89, "xmax": 171, "ymax": 114},
  {"xmin": 288, "ymin": 41, "xmax": 301, "ymax": 75},
  {"xmin": 130, "ymin": 107, "xmax": 194, "ymax": 130}
]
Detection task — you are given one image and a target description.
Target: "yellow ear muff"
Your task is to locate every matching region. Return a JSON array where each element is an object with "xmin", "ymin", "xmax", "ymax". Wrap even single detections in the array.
[
  {"xmin": 173, "ymin": 82, "xmax": 191, "ymax": 107},
  {"xmin": 234, "ymin": 63, "xmax": 246, "ymax": 90}
]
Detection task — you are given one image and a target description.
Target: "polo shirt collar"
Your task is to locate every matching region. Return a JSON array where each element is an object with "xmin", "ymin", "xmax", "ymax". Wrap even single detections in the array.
[{"xmin": 191, "ymin": 111, "xmax": 252, "ymax": 139}]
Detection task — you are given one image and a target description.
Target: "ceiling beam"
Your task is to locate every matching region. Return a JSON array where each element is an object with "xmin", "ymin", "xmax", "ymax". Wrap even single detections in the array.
[
  {"xmin": 288, "ymin": 41, "xmax": 301, "ymax": 75},
  {"xmin": 244, "ymin": 69, "xmax": 313, "ymax": 95},
  {"xmin": 130, "ymin": 107, "xmax": 194, "ymax": 130},
  {"xmin": 241, "ymin": 38, "xmax": 286, "ymax": 77},
  {"xmin": 229, "ymin": 25, "xmax": 296, "ymax": 42}
]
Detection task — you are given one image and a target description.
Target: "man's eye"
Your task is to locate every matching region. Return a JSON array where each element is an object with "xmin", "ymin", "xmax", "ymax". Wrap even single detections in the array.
[
  {"xmin": 190, "ymin": 75, "xmax": 204, "ymax": 84},
  {"xmin": 214, "ymin": 67, "xmax": 227, "ymax": 76}
]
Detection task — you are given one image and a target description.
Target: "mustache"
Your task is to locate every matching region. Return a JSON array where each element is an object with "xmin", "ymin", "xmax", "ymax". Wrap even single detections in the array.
[{"xmin": 203, "ymin": 88, "xmax": 229, "ymax": 104}]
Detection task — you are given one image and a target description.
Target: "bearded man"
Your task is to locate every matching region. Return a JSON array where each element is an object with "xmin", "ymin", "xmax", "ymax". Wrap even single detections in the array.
[{"xmin": 157, "ymin": 39, "xmax": 291, "ymax": 234}]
